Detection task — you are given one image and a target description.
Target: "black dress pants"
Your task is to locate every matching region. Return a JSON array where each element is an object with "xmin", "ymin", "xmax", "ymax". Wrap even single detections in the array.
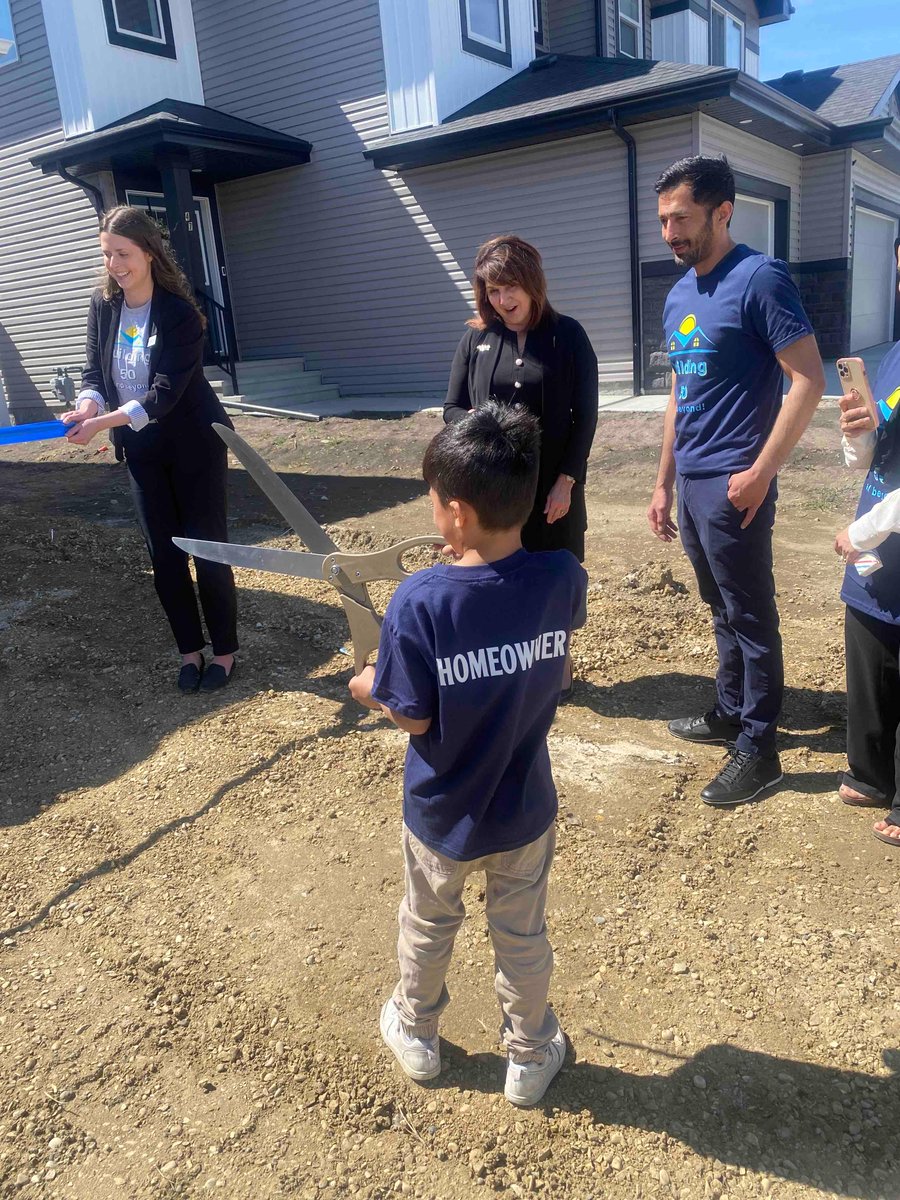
[
  {"xmin": 126, "ymin": 426, "xmax": 238, "ymax": 657},
  {"xmin": 843, "ymin": 604, "xmax": 900, "ymax": 811}
]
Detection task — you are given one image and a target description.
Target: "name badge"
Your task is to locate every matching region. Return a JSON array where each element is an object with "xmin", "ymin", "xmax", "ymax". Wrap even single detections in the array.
[
  {"xmin": 476, "ymin": 343, "xmax": 491, "ymax": 352},
  {"xmin": 147, "ymin": 334, "xmax": 157, "ymax": 348}
]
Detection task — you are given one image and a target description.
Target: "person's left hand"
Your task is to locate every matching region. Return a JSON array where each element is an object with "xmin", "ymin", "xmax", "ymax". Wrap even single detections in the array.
[
  {"xmin": 834, "ymin": 528, "xmax": 864, "ymax": 564},
  {"xmin": 545, "ymin": 475, "xmax": 573, "ymax": 525},
  {"xmin": 727, "ymin": 468, "xmax": 771, "ymax": 529},
  {"xmin": 349, "ymin": 664, "xmax": 380, "ymax": 709},
  {"xmin": 64, "ymin": 416, "xmax": 101, "ymax": 446}
]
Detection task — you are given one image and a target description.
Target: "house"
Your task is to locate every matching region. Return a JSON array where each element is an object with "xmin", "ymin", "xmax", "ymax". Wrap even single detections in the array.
[{"xmin": 0, "ymin": 0, "xmax": 898, "ymax": 422}]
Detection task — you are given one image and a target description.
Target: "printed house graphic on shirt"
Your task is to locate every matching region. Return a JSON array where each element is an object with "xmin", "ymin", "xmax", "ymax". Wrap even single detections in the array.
[
  {"xmin": 120, "ymin": 324, "xmax": 143, "ymax": 346},
  {"xmin": 668, "ymin": 314, "xmax": 715, "ymax": 354},
  {"xmin": 878, "ymin": 385, "xmax": 900, "ymax": 424}
]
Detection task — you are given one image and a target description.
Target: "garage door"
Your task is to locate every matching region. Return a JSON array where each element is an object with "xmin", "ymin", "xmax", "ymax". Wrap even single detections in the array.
[{"xmin": 851, "ymin": 206, "xmax": 898, "ymax": 351}]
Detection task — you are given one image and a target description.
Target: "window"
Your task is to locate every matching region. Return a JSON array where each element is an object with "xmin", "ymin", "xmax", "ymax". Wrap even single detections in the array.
[
  {"xmin": 617, "ymin": 0, "xmax": 642, "ymax": 59},
  {"xmin": 102, "ymin": 0, "xmax": 176, "ymax": 59},
  {"xmin": 710, "ymin": 3, "xmax": 743, "ymax": 69},
  {"xmin": 731, "ymin": 195, "xmax": 775, "ymax": 256},
  {"xmin": 459, "ymin": 0, "xmax": 511, "ymax": 67},
  {"xmin": 0, "ymin": 0, "xmax": 19, "ymax": 69},
  {"xmin": 533, "ymin": 0, "xmax": 545, "ymax": 48}
]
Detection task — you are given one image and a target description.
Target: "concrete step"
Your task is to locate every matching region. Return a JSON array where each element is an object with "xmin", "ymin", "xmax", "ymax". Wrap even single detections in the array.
[{"xmin": 238, "ymin": 356, "xmax": 307, "ymax": 372}]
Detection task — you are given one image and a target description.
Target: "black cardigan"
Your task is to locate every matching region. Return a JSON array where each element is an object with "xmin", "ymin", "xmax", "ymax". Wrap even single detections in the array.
[
  {"xmin": 80, "ymin": 285, "xmax": 229, "ymax": 460},
  {"xmin": 443, "ymin": 313, "xmax": 598, "ymax": 486}
]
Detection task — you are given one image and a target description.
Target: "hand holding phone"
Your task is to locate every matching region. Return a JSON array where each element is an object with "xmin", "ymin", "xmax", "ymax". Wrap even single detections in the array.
[{"xmin": 837, "ymin": 358, "xmax": 879, "ymax": 437}]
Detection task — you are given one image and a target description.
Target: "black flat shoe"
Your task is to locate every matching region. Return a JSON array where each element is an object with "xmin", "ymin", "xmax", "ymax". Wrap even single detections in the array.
[
  {"xmin": 199, "ymin": 660, "xmax": 236, "ymax": 692},
  {"xmin": 178, "ymin": 657, "xmax": 204, "ymax": 693}
]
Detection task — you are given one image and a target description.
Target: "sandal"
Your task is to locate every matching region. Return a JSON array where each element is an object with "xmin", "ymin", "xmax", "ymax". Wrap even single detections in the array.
[
  {"xmin": 873, "ymin": 813, "xmax": 900, "ymax": 848},
  {"xmin": 839, "ymin": 784, "xmax": 885, "ymax": 808}
]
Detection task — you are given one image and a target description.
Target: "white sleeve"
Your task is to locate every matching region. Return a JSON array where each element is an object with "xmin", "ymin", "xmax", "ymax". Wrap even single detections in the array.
[
  {"xmin": 848, "ymin": 487, "xmax": 900, "ymax": 551},
  {"xmin": 842, "ymin": 430, "xmax": 876, "ymax": 470},
  {"xmin": 120, "ymin": 399, "xmax": 151, "ymax": 431},
  {"xmin": 76, "ymin": 389, "xmax": 106, "ymax": 415}
]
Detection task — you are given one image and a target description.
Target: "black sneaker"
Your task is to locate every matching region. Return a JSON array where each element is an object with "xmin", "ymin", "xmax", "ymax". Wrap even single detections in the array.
[
  {"xmin": 700, "ymin": 749, "xmax": 783, "ymax": 807},
  {"xmin": 668, "ymin": 709, "xmax": 741, "ymax": 745}
]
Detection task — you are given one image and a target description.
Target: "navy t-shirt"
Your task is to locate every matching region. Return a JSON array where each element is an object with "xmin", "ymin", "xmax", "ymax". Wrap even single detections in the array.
[
  {"xmin": 663, "ymin": 244, "xmax": 814, "ymax": 477},
  {"xmin": 841, "ymin": 340, "xmax": 900, "ymax": 625},
  {"xmin": 371, "ymin": 549, "xmax": 588, "ymax": 861}
]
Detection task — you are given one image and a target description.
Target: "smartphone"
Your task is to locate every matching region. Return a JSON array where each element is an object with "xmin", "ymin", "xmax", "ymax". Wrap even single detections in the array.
[{"xmin": 836, "ymin": 358, "xmax": 880, "ymax": 427}]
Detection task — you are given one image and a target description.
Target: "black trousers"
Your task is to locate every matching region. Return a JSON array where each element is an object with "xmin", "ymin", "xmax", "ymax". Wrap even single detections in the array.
[
  {"xmin": 126, "ymin": 427, "xmax": 238, "ymax": 657},
  {"xmin": 844, "ymin": 605, "xmax": 900, "ymax": 812}
]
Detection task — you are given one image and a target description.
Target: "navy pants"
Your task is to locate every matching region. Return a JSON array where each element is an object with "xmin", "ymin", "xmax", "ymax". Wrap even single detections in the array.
[
  {"xmin": 126, "ymin": 427, "xmax": 238, "ymax": 658},
  {"xmin": 677, "ymin": 473, "xmax": 782, "ymax": 756}
]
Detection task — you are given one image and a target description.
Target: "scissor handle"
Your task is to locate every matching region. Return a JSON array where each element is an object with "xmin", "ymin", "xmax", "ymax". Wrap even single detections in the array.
[
  {"xmin": 329, "ymin": 536, "xmax": 445, "ymax": 673},
  {"xmin": 323, "ymin": 536, "xmax": 446, "ymax": 589}
]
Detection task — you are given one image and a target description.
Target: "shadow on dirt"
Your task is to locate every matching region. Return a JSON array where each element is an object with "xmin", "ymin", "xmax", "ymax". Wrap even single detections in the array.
[
  {"xmin": 573, "ymin": 672, "xmax": 845, "ymax": 754},
  {"xmin": 0, "ymin": 457, "xmax": 424, "ymax": 528},
  {"xmin": 436, "ymin": 1036, "xmax": 899, "ymax": 1197}
]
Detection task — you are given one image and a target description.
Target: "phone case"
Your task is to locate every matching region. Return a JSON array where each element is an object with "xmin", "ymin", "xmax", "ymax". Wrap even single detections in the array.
[{"xmin": 836, "ymin": 358, "xmax": 880, "ymax": 427}]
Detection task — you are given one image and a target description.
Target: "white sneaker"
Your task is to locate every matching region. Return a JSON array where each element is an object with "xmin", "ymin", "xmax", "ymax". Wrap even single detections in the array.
[
  {"xmin": 504, "ymin": 1026, "xmax": 567, "ymax": 1107},
  {"xmin": 380, "ymin": 999, "xmax": 441, "ymax": 1081}
]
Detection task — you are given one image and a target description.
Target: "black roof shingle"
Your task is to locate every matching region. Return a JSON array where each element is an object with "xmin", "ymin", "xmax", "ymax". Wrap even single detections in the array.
[{"xmin": 766, "ymin": 54, "xmax": 900, "ymax": 127}]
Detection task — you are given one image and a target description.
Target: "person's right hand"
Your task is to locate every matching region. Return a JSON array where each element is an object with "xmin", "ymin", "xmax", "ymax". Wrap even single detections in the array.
[
  {"xmin": 61, "ymin": 398, "xmax": 99, "ymax": 425},
  {"xmin": 839, "ymin": 389, "xmax": 876, "ymax": 438},
  {"xmin": 647, "ymin": 484, "xmax": 677, "ymax": 542}
]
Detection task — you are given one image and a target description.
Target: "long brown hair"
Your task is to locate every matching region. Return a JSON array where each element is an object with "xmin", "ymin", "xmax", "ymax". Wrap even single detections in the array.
[
  {"xmin": 99, "ymin": 205, "xmax": 206, "ymax": 328},
  {"xmin": 467, "ymin": 234, "xmax": 555, "ymax": 331}
]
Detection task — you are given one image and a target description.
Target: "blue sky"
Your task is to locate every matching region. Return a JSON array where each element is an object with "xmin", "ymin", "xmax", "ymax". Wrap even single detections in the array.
[{"xmin": 760, "ymin": 0, "xmax": 900, "ymax": 80}]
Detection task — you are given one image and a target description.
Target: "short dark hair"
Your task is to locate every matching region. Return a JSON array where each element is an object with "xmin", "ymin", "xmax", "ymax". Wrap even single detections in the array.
[
  {"xmin": 655, "ymin": 155, "xmax": 736, "ymax": 210},
  {"xmin": 423, "ymin": 402, "xmax": 540, "ymax": 531}
]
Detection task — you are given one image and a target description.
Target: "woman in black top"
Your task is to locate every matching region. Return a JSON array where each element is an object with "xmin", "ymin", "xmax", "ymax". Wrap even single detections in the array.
[
  {"xmin": 444, "ymin": 235, "xmax": 598, "ymax": 696},
  {"xmin": 444, "ymin": 234, "xmax": 598, "ymax": 562},
  {"xmin": 62, "ymin": 206, "xmax": 238, "ymax": 693}
]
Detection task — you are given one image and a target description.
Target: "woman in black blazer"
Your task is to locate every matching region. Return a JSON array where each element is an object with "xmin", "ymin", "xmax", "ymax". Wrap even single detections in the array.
[
  {"xmin": 444, "ymin": 235, "xmax": 598, "ymax": 564},
  {"xmin": 62, "ymin": 206, "xmax": 238, "ymax": 693}
]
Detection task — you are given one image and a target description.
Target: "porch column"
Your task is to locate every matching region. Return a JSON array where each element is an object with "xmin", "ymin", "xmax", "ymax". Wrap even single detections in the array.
[{"xmin": 155, "ymin": 149, "xmax": 205, "ymax": 291}]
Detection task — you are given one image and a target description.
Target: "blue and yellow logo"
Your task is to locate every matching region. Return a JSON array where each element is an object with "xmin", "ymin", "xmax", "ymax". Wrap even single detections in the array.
[
  {"xmin": 668, "ymin": 314, "xmax": 715, "ymax": 354},
  {"xmin": 119, "ymin": 324, "xmax": 142, "ymax": 346},
  {"xmin": 877, "ymin": 385, "xmax": 900, "ymax": 424}
]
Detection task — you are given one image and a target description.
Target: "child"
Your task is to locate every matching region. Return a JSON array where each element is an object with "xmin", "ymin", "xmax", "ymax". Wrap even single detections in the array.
[{"xmin": 349, "ymin": 401, "xmax": 587, "ymax": 1106}]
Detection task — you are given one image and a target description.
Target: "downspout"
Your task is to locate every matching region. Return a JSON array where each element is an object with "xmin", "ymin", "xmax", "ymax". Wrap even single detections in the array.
[
  {"xmin": 56, "ymin": 164, "xmax": 105, "ymax": 219},
  {"xmin": 609, "ymin": 109, "xmax": 643, "ymax": 395}
]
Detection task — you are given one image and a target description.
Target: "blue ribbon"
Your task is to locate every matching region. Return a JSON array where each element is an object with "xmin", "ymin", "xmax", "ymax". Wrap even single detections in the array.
[{"xmin": 0, "ymin": 421, "xmax": 70, "ymax": 446}]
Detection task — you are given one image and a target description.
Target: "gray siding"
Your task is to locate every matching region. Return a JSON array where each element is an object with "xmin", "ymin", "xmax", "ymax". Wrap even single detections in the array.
[
  {"xmin": 405, "ymin": 133, "xmax": 633, "ymax": 382},
  {"xmin": 0, "ymin": 0, "xmax": 100, "ymax": 419},
  {"xmin": 800, "ymin": 152, "xmax": 851, "ymax": 262},
  {"xmin": 635, "ymin": 115, "xmax": 698, "ymax": 263},
  {"xmin": 699, "ymin": 115, "xmax": 802, "ymax": 261},
  {"xmin": 547, "ymin": 0, "xmax": 596, "ymax": 56},
  {"xmin": 193, "ymin": 0, "xmax": 633, "ymax": 393}
]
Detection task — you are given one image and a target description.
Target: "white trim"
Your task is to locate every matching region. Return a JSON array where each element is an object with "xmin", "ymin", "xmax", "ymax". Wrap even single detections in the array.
[
  {"xmin": 617, "ymin": 0, "xmax": 643, "ymax": 59},
  {"xmin": 464, "ymin": 0, "xmax": 507, "ymax": 52},
  {"xmin": 711, "ymin": 2, "xmax": 743, "ymax": 70},
  {"xmin": 113, "ymin": 0, "xmax": 166, "ymax": 45},
  {"xmin": 872, "ymin": 67, "xmax": 900, "ymax": 118}
]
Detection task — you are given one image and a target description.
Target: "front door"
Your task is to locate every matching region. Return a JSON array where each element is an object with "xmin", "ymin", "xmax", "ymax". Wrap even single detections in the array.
[{"xmin": 126, "ymin": 190, "xmax": 234, "ymax": 373}]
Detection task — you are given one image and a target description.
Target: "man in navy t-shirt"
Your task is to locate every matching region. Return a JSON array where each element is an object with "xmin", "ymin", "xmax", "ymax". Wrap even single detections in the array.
[
  {"xmin": 647, "ymin": 155, "xmax": 825, "ymax": 806},
  {"xmin": 349, "ymin": 401, "xmax": 586, "ymax": 1107}
]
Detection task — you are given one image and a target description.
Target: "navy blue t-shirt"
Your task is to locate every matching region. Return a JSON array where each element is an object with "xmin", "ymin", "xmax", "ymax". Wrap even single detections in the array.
[
  {"xmin": 371, "ymin": 549, "xmax": 588, "ymax": 861},
  {"xmin": 841, "ymin": 340, "xmax": 900, "ymax": 625},
  {"xmin": 663, "ymin": 244, "xmax": 814, "ymax": 477}
]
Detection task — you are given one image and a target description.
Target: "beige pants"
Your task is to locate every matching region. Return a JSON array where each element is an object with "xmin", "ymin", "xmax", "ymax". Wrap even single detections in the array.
[{"xmin": 393, "ymin": 822, "xmax": 558, "ymax": 1058}]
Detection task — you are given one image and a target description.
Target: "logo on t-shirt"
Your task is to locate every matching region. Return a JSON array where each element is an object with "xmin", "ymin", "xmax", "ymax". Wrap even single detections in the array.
[
  {"xmin": 668, "ymin": 314, "xmax": 717, "ymax": 411},
  {"xmin": 878, "ymin": 385, "xmax": 900, "ymax": 424},
  {"xmin": 120, "ymin": 324, "xmax": 142, "ymax": 347}
]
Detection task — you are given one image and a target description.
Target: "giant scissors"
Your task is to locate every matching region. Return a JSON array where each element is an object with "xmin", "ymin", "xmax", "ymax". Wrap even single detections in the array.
[{"xmin": 173, "ymin": 424, "xmax": 442, "ymax": 673}]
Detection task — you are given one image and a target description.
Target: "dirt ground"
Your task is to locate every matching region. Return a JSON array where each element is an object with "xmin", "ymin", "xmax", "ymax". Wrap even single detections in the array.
[{"xmin": 1, "ymin": 409, "xmax": 898, "ymax": 1200}]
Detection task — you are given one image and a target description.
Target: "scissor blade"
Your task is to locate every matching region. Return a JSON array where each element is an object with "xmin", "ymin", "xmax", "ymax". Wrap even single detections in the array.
[
  {"xmin": 213, "ymin": 423, "xmax": 338, "ymax": 556},
  {"xmin": 174, "ymin": 537, "xmax": 327, "ymax": 581}
]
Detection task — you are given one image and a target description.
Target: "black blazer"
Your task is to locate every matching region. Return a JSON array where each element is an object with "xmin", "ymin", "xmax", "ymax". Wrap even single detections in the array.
[
  {"xmin": 443, "ymin": 312, "xmax": 598, "ymax": 487},
  {"xmin": 81, "ymin": 285, "xmax": 230, "ymax": 461}
]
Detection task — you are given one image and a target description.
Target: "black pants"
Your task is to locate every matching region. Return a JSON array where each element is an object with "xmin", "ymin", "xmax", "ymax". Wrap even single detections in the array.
[
  {"xmin": 844, "ymin": 605, "xmax": 900, "ymax": 813},
  {"xmin": 677, "ymin": 473, "xmax": 783, "ymax": 757},
  {"xmin": 126, "ymin": 429, "xmax": 238, "ymax": 657}
]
